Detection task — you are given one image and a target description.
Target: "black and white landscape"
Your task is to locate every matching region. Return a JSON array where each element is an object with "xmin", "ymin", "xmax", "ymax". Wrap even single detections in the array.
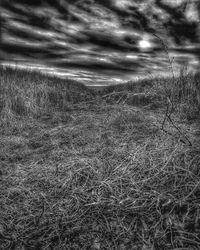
[{"xmin": 0, "ymin": 1, "xmax": 200, "ymax": 249}]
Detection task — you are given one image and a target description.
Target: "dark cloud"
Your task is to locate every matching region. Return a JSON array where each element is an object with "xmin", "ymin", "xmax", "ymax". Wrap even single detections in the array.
[
  {"xmin": 83, "ymin": 31, "xmax": 139, "ymax": 52},
  {"xmin": 6, "ymin": 0, "xmax": 43, "ymax": 6},
  {"xmin": 1, "ymin": 43, "xmax": 49, "ymax": 56},
  {"xmin": 7, "ymin": 26, "xmax": 48, "ymax": 42},
  {"xmin": 54, "ymin": 60, "xmax": 140, "ymax": 72},
  {"xmin": 155, "ymin": 0, "xmax": 199, "ymax": 44}
]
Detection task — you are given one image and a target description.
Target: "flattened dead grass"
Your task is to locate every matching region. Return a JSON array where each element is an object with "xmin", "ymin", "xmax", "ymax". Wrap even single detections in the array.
[{"xmin": 0, "ymin": 67, "xmax": 200, "ymax": 249}]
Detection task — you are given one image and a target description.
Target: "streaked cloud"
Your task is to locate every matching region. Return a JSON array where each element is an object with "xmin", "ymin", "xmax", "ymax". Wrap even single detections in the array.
[{"xmin": 1, "ymin": 0, "xmax": 200, "ymax": 85}]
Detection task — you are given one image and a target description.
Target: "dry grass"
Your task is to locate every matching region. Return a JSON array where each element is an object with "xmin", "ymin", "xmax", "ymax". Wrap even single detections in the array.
[
  {"xmin": 101, "ymin": 70, "xmax": 200, "ymax": 120},
  {"xmin": 0, "ymin": 66, "xmax": 95, "ymax": 133},
  {"xmin": 0, "ymin": 66, "xmax": 200, "ymax": 249}
]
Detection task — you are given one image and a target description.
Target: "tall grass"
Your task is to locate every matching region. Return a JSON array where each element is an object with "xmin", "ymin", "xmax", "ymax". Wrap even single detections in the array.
[
  {"xmin": 0, "ymin": 66, "xmax": 200, "ymax": 249},
  {"xmin": 101, "ymin": 70, "xmax": 200, "ymax": 120},
  {"xmin": 0, "ymin": 66, "xmax": 95, "ymax": 131}
]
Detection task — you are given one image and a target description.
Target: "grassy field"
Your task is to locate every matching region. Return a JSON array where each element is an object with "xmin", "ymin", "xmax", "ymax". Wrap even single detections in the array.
[{"xmin": 0, "ymin": 66, "xmax": 200, "ymax": 249}]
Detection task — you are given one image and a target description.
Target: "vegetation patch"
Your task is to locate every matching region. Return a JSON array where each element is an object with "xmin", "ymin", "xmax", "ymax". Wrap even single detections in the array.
[{"xmin": 0, "ymin": 66, "xmax": 200, "ymax": 249}]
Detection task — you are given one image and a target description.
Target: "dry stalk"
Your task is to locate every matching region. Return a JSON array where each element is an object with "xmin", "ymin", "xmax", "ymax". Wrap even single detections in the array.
[{"xmin": 153, "ymin": 33, "xmax": 192, "ymax": 146}]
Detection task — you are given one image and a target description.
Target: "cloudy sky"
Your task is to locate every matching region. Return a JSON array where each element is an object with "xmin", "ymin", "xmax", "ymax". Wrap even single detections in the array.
[{"xmin": 1, "ymin": 0, "xmax": 200, "ymax": 85}]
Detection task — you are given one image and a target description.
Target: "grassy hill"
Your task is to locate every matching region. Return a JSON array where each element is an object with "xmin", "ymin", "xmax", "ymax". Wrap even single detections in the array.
[{"xmin": 0, "ymin": 66, "xmax": 200, "ymax": 249}]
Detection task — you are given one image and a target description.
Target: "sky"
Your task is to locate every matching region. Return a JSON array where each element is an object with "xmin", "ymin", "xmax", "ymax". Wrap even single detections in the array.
[{"xmin": 1, "ymin": 0, "xmax": 200, "ymax": 85}]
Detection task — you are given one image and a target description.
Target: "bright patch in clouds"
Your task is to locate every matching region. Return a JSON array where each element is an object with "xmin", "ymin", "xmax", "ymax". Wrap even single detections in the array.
[
  {"xmin": 125, "ymin": 54, "xmax": 138, "ymax": 60},
  {"xmin": 138, "ymin": 39, "xmax": 152, "ymax": 51},
  {"xmin": 114, "ymin": 0, "xmax": 133, "ymax": 9},
  {"xmin": 165, "ymin": 0, "xmax": 185, "ymax": 7}
]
